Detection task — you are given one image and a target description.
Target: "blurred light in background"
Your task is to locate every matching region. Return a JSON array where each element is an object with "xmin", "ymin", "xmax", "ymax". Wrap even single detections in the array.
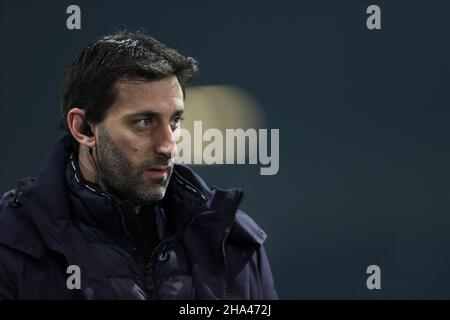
[{"xmin": 179, "ymin": 85, "xmax": 266, "ymax": 165}]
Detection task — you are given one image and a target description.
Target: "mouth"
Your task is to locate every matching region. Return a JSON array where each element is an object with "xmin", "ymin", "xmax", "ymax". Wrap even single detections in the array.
[{"xmin": 145, "ymin": 166, "xmax": 170, "ymax": 179}]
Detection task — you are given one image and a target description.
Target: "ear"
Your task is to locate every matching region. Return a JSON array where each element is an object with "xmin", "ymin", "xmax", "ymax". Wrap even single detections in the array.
[{"xmin": 67, "ymin": 108, "xmax": 96, "ymax": 148}]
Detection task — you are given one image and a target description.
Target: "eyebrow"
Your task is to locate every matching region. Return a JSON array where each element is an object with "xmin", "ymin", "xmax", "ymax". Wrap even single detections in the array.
[{"xmin": 125, "ymin": 109, "xmax": 184, "ymax": 120}]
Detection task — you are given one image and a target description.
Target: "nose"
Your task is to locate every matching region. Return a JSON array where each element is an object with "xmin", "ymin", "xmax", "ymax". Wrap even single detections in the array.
[{"xmin": 154, "ymin": 124, "xmax": 177, "ymax": 159}]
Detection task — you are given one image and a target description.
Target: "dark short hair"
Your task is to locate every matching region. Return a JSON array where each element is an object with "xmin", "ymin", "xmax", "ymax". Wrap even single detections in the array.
[{"xmin": 60, "ymin": 30, "xmax": 199, "ymax": 135}]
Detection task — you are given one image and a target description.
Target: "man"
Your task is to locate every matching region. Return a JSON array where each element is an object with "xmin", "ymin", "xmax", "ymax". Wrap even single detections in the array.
[{"xmin": 0, "ymin": 31, "xmax": 277, "ymax": 300}]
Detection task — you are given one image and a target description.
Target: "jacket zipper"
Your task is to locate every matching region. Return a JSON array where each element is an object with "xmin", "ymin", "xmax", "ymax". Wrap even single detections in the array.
[
  {"xmin": 221, "ymin": 223, "xmax": 233, "ymax": 300},
  {"xmin": 144, "ymin": 176, "xmax": 208, "ymax": 299},
  {"xmin": 221, "ymin": 191, "xmax": 244, "ymax": 300},
  {"xmin": 144, "ymin": 202, "xmax": 205, "ymax": 299}
]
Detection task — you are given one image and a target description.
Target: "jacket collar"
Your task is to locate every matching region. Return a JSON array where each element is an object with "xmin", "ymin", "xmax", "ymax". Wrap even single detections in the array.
[{"xmin": 171, "ymin": 165, "xmax": 267, "ymax": 247}]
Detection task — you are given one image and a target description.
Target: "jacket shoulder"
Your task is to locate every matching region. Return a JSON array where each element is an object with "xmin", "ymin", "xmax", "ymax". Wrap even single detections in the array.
[
  {"xmin": 0, "ymin": 178, "xmax": 46, "ymax": 259},
  {"xmin": 0, "ymin": 177, "xmax": 36, "ymax": 210}
]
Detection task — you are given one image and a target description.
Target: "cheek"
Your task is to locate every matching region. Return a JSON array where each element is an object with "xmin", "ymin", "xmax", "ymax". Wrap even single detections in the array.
[
  {"xmin": 127, "ymin": 139, "xmax": 152, "ymax": 158},
  {"xmin": 107, "ymin": 121, "xmax": 153, "ymax": 159},
  {"xmin": 114, "ymin": 132, "xmax": 150, "ymax": 162}
]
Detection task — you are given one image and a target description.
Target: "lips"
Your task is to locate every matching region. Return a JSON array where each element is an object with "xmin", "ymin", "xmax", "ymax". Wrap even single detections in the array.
[
  {"xmin": 145, "ymin": 166, "xmax": 169, "ymax": 179},
  {"xmin": 148, "ymin": 166, "xmax": 169, "ymax": 172}
]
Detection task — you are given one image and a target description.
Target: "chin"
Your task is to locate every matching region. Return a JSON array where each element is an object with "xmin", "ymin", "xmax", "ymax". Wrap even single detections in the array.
[{"xmin": 142, "ymin": 187, "xmax": 167, "ymax": 202}]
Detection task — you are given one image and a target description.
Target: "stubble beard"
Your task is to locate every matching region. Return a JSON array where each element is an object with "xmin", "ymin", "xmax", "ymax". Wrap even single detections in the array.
[{"xmin": 94, "ymin": 125, "xmax": 173, "ymax": 205}]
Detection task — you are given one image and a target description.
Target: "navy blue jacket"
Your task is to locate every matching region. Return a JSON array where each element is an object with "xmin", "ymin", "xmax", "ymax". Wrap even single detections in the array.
[{"xmin": 0, "ymin": 135, "xmax": 277, "ymax": 300}]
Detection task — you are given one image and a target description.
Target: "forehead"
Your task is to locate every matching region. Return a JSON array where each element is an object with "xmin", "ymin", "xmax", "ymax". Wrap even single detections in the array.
[{"xmin": 108, "ymin": 75, "xmax": 184, "ymax": 117}]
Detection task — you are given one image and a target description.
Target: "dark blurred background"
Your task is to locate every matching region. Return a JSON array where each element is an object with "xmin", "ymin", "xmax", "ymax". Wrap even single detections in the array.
[{"xmin": 1, "ymin": 0, "xmax": 450, "ymax": 299}]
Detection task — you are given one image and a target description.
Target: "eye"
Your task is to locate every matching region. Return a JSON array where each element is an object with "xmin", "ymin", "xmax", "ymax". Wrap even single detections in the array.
[
  {"xmin": 135, "ymin": 119, "xmax": 152, "ymax": 130},
  {"xmin": 170, "ymin": 115, "xmax": 184, "ymax": 130}
]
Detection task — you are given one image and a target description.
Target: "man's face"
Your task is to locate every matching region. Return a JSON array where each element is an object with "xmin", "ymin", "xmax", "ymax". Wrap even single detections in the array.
[{"xmin": 94, "ymin": 75, "xmax": 183, "ymax": 205}]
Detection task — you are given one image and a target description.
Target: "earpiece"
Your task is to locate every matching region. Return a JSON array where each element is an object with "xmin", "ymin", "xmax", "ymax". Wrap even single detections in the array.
[
  {"xmin": 81, "ymin": 108, "xmax": 94, "ymax": 137},
  {"xmin": 83, "ymin": 120, "xmax": 94, "ymax": 137},
  {"xmin": 80, "ymin": 108, "xmax": 99, "ymax": 184}
]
